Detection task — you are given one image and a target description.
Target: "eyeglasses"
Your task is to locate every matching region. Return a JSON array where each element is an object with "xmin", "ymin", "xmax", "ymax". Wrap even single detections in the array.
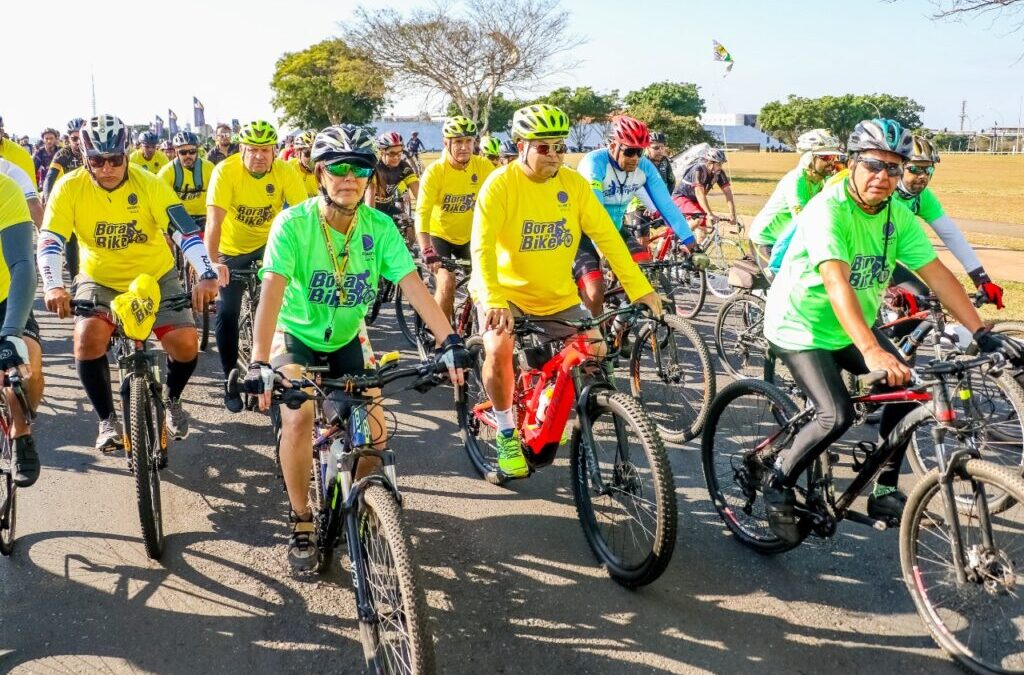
[
  {"xmin": 906, "ymin": 165, "xmax": 935, "ymax": 176},
  {"xmin": 324, "ymin": 162, "xmax": 373, "ymax": 178},
  {"xmin": 87, "ymin": 154, "xmax": 126, "ymax": 169},
  {"xmin": 620, "ymin": 147, "xmax": 644, "ymax": 158},
  {"xmin": 384, "ymin": 150, "xmax": 403, "ymax": 158},
  {"xmin": 532, "ymin": 141, "xmax": 567, "ymax": 156},
  {"xmin": 815, "ymin": 154, "xmax": 839, "ymax": 162},
  {"xmin": 858, "ymin": 157, "xmax": 903, "ymax": 177},
  {"xmin": 176, "ymin": 148, "xmax": 197, "ymax": 156}
]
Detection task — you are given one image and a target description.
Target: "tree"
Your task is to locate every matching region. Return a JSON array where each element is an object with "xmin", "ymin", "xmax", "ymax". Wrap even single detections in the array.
[
  {"xmin": 535, "ymin": 87, "xmax": 617, "ymax": 150},
  {"xmin": 627, "ymin": 103, "xmax": 716, "ymax": 150},
  {"xmin": 623, "ymin": 81, "xmax": 705, "ymax": 118},
  {"xmin": 446, "ymin": 92, "xmax": 524, "ymax": 133},
  {"xmin": 928, "ymin": 0, "xmax": 1024, "ymax": 27},
  {"xmin": 270, "ymin": 38, "xmax": 388, "ymax": 128},
  {"xmin": 757, "ymin": 94, "xmax": 925, "ymax": 146},
  {"xmin": 347, "ymin": 0, "xmax": 584, "ymax": 132}
]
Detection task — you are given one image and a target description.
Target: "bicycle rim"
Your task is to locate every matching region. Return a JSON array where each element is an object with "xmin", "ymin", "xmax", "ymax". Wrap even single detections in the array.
[
  {"xmin": 715, "ymin": 294, "xmax": 768, "ymax": 380},
  {"xmin": 0, "ymin": 432, "xmax": 15, "ymax": 555},
  {"xmin": 657, "ymin": 265, "xmax": 706, "ymax": 320},
  {"xmin": 130, "ymin": 378, "xmax": 163, "ymax": 560},
  {"xmin": 238, "ymin": 290, "xmax": 254, "ymax": 370},
  {"xmin": 457, "ymin": 337, "xmax": 503, "ymax": 484},
  {"xmin": 705, "ymin": 238, "xmax": 744, "ymax": 299}
]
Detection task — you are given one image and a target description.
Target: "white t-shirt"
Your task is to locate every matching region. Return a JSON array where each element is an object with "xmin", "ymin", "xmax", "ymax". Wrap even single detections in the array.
[{"xmin": 0, "ymin": 158, "xmax": 37, "ymax": 201}]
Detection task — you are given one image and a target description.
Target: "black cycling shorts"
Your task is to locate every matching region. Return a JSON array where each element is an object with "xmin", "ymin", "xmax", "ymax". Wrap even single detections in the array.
[
  {"xmin": 270, "ymin": 332, "xmax": 369, "ymax": 378},
  {"xmin": 572, "ymin": 229, "xmax": 651, "ymax": 286},
  {"xmin": 430, "ymin": 236, "xmax": 471, "ymax": 262},
  {"xmin": 0, "ymin": 300, "xmax": 39, "ymax": 344}
]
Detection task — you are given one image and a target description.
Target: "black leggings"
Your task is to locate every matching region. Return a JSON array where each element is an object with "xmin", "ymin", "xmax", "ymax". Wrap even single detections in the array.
[
  {"xmin": 771, "ymin": 331, "xmax": 916, "ymax": 489},
  {"xmin": 215, "ymin": 248, "xmax": 264, "ymax": 377}
]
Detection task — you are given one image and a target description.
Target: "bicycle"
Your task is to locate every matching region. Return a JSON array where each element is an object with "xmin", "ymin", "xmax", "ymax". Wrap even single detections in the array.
[
  {"xmin": 641, "ymin": 217, "xmax": 709, "ymax": 319},
  {"xmin": 72, "ymin": 283, "xmax": 193, "ymax": 560},
  {"xmin": 228, "ymin": 352, "xmax": 451, "ymax": 674},
  {"xmin": 366, "ymin": 215, "xmax": 416, "ymax": 327},
  {"xmin": 689, "ymin": 214, "xmax": 747, "ymax": 300},
  {"xmin": 0, "ymin": 372, "xmax": 33, "ymax": 556},
  {"xmin": 231, "ymin": 260, "xmax": 262, "ymax": 371},
  {"xmin": 396, "ymin": 258, "xmax": 475, "ymax": 359},
  {"xmin": 713, "ymin": 258, "xmax": 772, "ymax": 381},
  {"xmin": 457, "ymin": 304, "xmax": 677, "ymax": 587}
]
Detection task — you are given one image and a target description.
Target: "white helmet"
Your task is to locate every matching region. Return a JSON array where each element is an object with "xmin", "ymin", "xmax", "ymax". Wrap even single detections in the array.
[{"xmin": 796, "ymin": 128, "xmax": 842, "ymax": 155}]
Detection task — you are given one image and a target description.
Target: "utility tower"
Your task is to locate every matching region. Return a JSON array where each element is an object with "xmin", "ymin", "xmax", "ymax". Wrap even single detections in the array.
[{"xmin": 959, "ymin": 100, "xmax": 968, "ymax": 131}]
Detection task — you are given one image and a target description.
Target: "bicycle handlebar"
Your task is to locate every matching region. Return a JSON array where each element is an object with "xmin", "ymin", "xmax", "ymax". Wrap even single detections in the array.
[{"xmin": 858, "ymin": 351, "xmax": 1012, "ymax": 391}]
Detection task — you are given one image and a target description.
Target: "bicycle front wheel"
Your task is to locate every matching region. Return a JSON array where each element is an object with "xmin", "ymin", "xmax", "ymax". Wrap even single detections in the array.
[
  {"xmin": 456, "ymin": 337, "xmax": 506, "ymax": 485},
  {"xmin": 0, "ymin": 431, "xmax": 15, "ymax": 556},
  {"xmin": 715, "ymin": 293, "xmax": 768, "ymax": 380},
  {"xmin": 237, "ymin": 289, "xmax": 254, "ymax": 370},
  {"xmin": 571, "ymin": 390, "xmax": 676, "ymax": 587},
  {"xmin": 657, "ymin": 263, "xmax": 706, "ymax": 320},
  {"xmin": 355, "ymin": 483, "xmax": 437, "ymax": 675},
  {"xmin": 901, "ymin": 459, "xmax": 1024, "ymax": 673},
  {"xmin": 705, "ymin": 237, "xmax": 745, "ymax": 299},
  {"xmin": 129, "ymin": 377, "xmax": 164, "ymax": 560}
]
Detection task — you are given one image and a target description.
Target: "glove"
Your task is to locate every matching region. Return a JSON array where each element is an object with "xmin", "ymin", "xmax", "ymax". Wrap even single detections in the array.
[
  {"xmin": 974, "ymin": 327, "xmax": 1023, "ymax": 363},
  {"xmin": 970, "ymin": 268, "xmax": 1005, "ymax": 310},
  {"xmin": 243, "ymin": 361, "xmax": 276, "ymax": 395},
  {"xmin": 0, "ymin": 336, "xmax": 28, "ymax": 371},
  {"xmin": 421, "ymin": 245, "xmax": 441, "ymax": 266},
  {"xmin": 885, "ymin": 287, "xmax": 920, "ymax": 316},
  {"xmin": 436, "ymin": 333, "xmax": 472, "ymax": 370}
]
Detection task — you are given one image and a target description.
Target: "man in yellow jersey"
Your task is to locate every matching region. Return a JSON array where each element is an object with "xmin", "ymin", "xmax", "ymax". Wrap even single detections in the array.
[
  {"xmin": 416, "ymin": 115, "xmax": 494, "ymax": 319},
  {"xmin": 470, "ymin": 104, "xmax": 662, "ymax": 478},
  {"xmin": 205, "ymin": 119, "xmax": 306, "ymax": 412},
  {"xmin": 158, "ymin": 131, "xmax": 214, "ymax": 228},
  {"xmin": 129, "ymin": 131, "xmax": 170, "ymax": 173},
  {"xmin": 0, "ymin": 116, "xmax": 37, "ymax": 188},
  {"xmin": 286, "ymin": 130, "xmax": 318, "ymax": 198},
  {"xmin": 38, "ymin": 115, "xmax": 218, "ymax": 450}
]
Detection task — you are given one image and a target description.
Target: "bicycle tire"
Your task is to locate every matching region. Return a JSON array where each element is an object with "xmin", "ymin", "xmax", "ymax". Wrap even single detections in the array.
[
  {"xmin": 456, "ymin": 337, "xmax": 506, "ymax": 485},
  {"xmin": 366, "ymin": 279, "xmax": 390, "ymax": 326},
  {"xmin": 571, "ymin": 390, "xmax": 677, "ymax": 587},
  {"xmin": 129, "ymin": 377, "xmax": 164, "ymax": 560},
  {"xmin": 237, "ymin": 290, "xmax": 254, "ymax": 370},
  {"xmin": 705, "ymin": 237, "xmax": 745, "ymax": 300},
  {"xmin": 714, "ymin": 293, "xmax": 768, "ymax": 380},
  {"xmin": 701, "ymin": 379, "xmax": 807, "ymax": 555},
  {"xmin": 656, "ymin": 265, "xmax": 706, "ymax": 320},
  {"xmin": 355, "ymin": 483, "xmax": 437, "ymax": 675},
  {"xmin": 900, "ymin": 459, "xmax": 1024, "ymax": 674},
  {"xmin": 0, "ymin": 431, "xmax": 15, "ymax": 556},
  {"xmin": 629, "ymin": 314, "xmax": 715, "ymax": 443},
  {"xmin": 992, "ymin": 321, "xmax": 1024, "ymax": 391}
]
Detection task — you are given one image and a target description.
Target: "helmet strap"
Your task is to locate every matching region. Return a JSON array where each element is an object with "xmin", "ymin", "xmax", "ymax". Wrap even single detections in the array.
[{"xmin": 847, "ymin": 160, "xmax": 888, "ymax": 215}]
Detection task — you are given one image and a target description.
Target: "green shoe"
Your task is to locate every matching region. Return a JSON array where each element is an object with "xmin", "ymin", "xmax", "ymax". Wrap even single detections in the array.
[{"xmin": 496, "ymin": 430, "xmax": 529, "ymax": 478}]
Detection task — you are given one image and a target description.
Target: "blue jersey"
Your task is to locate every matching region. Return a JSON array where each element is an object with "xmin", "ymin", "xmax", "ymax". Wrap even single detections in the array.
[{"xmin": 576, "ymin": 149, "xmax": 695, "ymax": 246}]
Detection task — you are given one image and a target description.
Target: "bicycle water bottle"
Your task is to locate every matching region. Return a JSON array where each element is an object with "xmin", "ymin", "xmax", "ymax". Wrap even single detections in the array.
[{"xmin": 536, "ymin": 382, "xmax": 555, "ymax": 423}]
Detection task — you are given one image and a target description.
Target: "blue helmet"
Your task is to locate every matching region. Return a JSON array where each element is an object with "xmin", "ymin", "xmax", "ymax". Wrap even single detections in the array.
[{"xmin": 138, "ymin": 130, "xmax": 159, "ymax": 146}]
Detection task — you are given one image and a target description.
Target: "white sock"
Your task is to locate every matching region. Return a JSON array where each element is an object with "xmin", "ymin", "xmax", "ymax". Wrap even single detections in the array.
[{"xmin": 494, "ymin": 407, "xmax": 515, "ymax": 434}]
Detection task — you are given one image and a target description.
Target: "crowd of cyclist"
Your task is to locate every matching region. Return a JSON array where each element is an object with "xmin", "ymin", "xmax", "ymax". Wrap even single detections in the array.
[{"xmin": 0, "ymin": 99, "xmax": 1020, "ymax": 566}]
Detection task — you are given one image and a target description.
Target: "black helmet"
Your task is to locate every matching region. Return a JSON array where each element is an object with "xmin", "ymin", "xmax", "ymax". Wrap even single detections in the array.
[
  {"xmin": 311, "ymin": 124, "xmax": 378, "ymax": 169},
  {"xmin": 649, "ymin": 131, "xmax": 667, "ymax": 145},
  {"xmin": 138, "ymin": 130, "xmax": 159, "ymax": 146},
  {"xmin": 172, "ymin": 131, "xmax": 199, "ymax": 147}
]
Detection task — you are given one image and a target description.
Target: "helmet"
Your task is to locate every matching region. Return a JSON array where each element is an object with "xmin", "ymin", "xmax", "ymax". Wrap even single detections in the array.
[
  {"xmin": 909, "ymin": 135, "xmax": 940, "ymax": 163},
  {"xmin": 499, "ymin": 139, "xmax": 519, "ymax": 157},
  {"xmin": 237, "ymin": 120, "xmax": 278, "ymax": 146},
  {"xmin": 172, "ymin": 131, "xmax": 199, "ymax": 147},
  {"xmin": 649, "ymin": 131, "xmax": 667, "ymax": 145},
  {"xmin": 376, "ymin": 131, "xmax": 403, "ymax": 149},
  {"xmin": 480, "ymin": 135, "xmax": 502, "ymax": 157},
  {"xmin": 293, "ymin": 130, "xmax": 316, "ymax": 150},
  {"xmin": 704, "ymin": 147, "xmax": 727, "ymax": 163},
  {"xmin": 81, "ymin": 114, "xmax": 128, "ymax": 156},
  {"xmin": 847, "ymin": 118, "xmax": 913, "ymax": 159},
  {"xmin": 67, "ymin": 117, "xmax": 86, "ymax": 132},
  {"xmin": 609, "ymin": 115, "xmax": 650, "ymax": 148},
  {"xmin": 310, "ymin": 124, "xmax": 378, "ymax": 169},
  {"xmin": 442, "ymin": 116, "xmax": 477, "ymax": 139},
  {"xmin": 161, "ymin": 140, "xmax": 174, "ymax": 151},
  {"xmin": 138, "ymin": 130, "xmax": 159, "ymax": 146},
  {"xmin": 795, "ymin": 128, "xmax": 842, "ymax": 155},
  {"xmin": 511, "ymin": 104, "xmax": 570, "ymax": 140}
]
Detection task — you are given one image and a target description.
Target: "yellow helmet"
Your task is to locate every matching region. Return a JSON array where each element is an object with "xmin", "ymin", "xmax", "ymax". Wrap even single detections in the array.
[{"xmin": 442, "ymin": 115, "xmax": 477, "ymax": 139}]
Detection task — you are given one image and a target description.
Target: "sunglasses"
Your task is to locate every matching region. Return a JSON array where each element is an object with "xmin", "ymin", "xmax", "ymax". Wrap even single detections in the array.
[
  {"xmin": 620, "ymin": 147, "xmax": 644, "ymax": 158},
  {"xmin": 815, "ymin": 154, "xmax": 839, "ymax": 162},
  {"xmin": 858, "ymin": 157, "xmax": 903, "ymax": 177},
  {"xmin": 87, "ymin": 154, "xmax": 126, "ymax": 169},
  {"xmin": 324, "ymin": 162, "xmax": 373, "ymax": 178},
  {"xmin": 532, "ymin": 141, "xmax": 567, "ymax": 155},
  {"xmin": 177, "ymin": 149, "xmax": 197, "ymax": 156},
  {"xmin": 906, "ymin": 165, "xmax": 935, "ymax": 176}
]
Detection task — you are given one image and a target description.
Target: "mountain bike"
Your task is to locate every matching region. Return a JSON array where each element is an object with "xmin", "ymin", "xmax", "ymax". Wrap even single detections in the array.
[
  {"xmin": 690, "ymin": 215, "xmax": 747, "ymax": 300},
  {"xmin": 366, "ymin": 216, "xmax": 416, "ymax": 327},
  {"xmin": 181, "ymin": 262, "xmax": 212, "ymax": 351},
  {"xmin": 701, "ymin": 352, "xmax": 1024, "ymax": 674},
  {"xmin": 713, "ymin": 259, "xmax": 772, "ymax": 380},
  {"xmin": 231, "ymin": 260, "xmax": 262, "ymax": 368},
  {"xmin": 72, "ymin": 285, "xmax": 192, "ymax": 560},
  {"xmin": 396, "ymin": 258, "xmax": 475, "ymax": 359},
  {"xmin": 457, "ymin": 304, "xmax": 677, "ymax": 587},
  {"xmin": 643, "ymin": 219, "xmax": 708, "ymax": 319},
  {"xmin": 229, "ymin": 353, "xmax": 451, "ymax": 674},
  {"xmin": 0, "ymin": 372, "xmax": 33, "ymax": 556}
]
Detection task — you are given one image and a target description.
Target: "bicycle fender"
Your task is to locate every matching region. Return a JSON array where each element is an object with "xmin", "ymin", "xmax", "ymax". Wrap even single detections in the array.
[{"xmin": 344, "ymin": 472, "xmax": 402, "ymax": 513}]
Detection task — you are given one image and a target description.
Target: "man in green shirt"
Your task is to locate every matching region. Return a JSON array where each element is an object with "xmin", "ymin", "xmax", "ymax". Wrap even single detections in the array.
[
  {"xmin": 242, "ymin": 125, "xmax": 468, "ymax": 572},
  {"xmin": 761, "ymin": 119, "xmax": 1018, "ymax": 543}
]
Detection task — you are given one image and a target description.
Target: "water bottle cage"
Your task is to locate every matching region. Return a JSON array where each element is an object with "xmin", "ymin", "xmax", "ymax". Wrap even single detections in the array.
[{"xmin": 851, "ymin": 441, "xmax": 877, "ymax": 472}]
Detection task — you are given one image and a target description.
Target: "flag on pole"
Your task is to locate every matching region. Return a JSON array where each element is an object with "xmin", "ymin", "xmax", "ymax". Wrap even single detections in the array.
[
  {"xmin": 712, "ymin": 40, "xmax": 734, "ymax": 75},
  {"xmin": 168, "ymin": 109, "xmax": 179, "ymax": 136},
  {"xmin": 154, "ymin": 115, "xmax": 164, "ymax": 136},
  {"xmin": 193, "ymin": 97, "xmax": 205, "ymax": 128}
]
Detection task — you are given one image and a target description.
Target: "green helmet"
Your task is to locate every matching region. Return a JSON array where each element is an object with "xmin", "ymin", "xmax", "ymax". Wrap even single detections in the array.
[
  {"xmin": 238, "ymin": 120, "xmax": 278, "ymax": 147},
  {"xmin": 511, "ymin": 104, "xmax": 570, "ymax": 141},
  {"xmin": 480, "ymin": 135, "xmax": 502, "ymax": 157},
  {"xmin": 442, "ymin": 115, "xmax": 477, "ymax": 139}
]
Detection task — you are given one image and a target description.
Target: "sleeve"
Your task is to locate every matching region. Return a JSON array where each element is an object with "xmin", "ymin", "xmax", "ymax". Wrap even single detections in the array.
[
  {"xmin": 375, "ymin": 214, "xmax": 417, "ymax": 283},
  {"xmin": 415, "ymin": 163, "xmax": 441, "ymax": 236},
  {"xmin": 768, "ymin": 220, "xmax": 798, "ymax": 274},
  {"xmin": 926, "ymin": 214, "xmax": 981, "ymax": 274},
  {"xmin": 469, "ymin": 174, "xmax": 509, "ymax": 309},
  {"xmin": 400, "ymin": 163, "xmax": 418, "ymax": 187},
  {"xmin": 917, "ymin": 188, "xmax": 946, "ymax": 223},
  {"xmin": 717, "ymin": 169, "xmax": 731, "ymax": 190},
  {"xmin": 3, "ymin": 163, "xmax": 37, "ymax": 200},
  {"xmin": 40, "ymin": 174, "xmax": 75, "ymax": 240},
  {"xmin": 41, "ymin": 163, "xmax": 62, "ymax": 201},
  {"xmin": 206, "ymin": 162, "xmax": 232, "ymax": 209},
  {"xmin": 0, "ymin": 222, "xmax": 37, "ymax": 338},
  {"xmin": 157, "ymin": 163, "xmax": 175, "ymax": 187},
  {"xmin": 6, "ymin": 144, "xmax": 37, "ymax": 188},
  {"xmin": 282, "ymin": 163, "xmax": 307, "ymax": 207},
  {"xmin": 804, "ymin": 202, "xmax": 850, "ymax": 270},
  {"xmin": 894, "ymin": 209, "xmax": 938, "ymax": 272},
  {"xmin": 38, "ymin": 177, "xmax": 72, "ymax": 290},
  {"xmin": 783, "ymin": 174, "xmax": 806, "ymax": 217},
  {"xmin": 639, "ymin": 159, "xmax": 695, "ymax": 246},
  {"xmin": 259, "ymin": 212, "xmax": 298, "ymax": 282},
  {"xmin": 575, "ymin": 153, "xmax": 605, "ymax": 203},
  {"xmin": 148, "ymin": 175, "xmax": 186, "ymax": 233},
  {"xmin": 579, "ymin": 182, "xmax": 654, "ymax": 302}
]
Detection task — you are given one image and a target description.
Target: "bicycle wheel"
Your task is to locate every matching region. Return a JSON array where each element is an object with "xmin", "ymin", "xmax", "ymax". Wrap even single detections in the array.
[
  {"xmin": 571, "ymin": 390, "xmax": 676, "ymax": 587},
  {"xmin": 0, "ymin": 428, "xmax": 15, "ymax": 556},
  {"xmin": 993, "ymin": 321, "xmax": 1024, "ymax": 391},
  {"xmin": 456, "ymin": 337, "xmax": 505, "ymax": 485},
  {"xmin": 355, "ymin": 483, "xmax": 437, "ymax": 675},
  {"xmin": 714, "ymin": 293, "xmax": 769, "ymax": 380},
  {"xmin": 237, "ymin": 290, "xmax": 254, "ymax": 370},
  {"xmin": 656, "ymin": 264, "xmax": 706, "ymax": 320},
  {"xmin": 704, "ymin": 237, "xmax": 745, "ymax": 299},
  {"xmin": 395, "ymin": 267, "xmax": 428, "ymax": 347},
  {"xmin": 129, "ymin": 376, "xmax": 164, "ymax": 560},
  {"xmin": 366, "ymin": 279, "xmax": 391, "ymax": 326},
  {"xmin": 629, "ymin": 314, "xmax": 715, "ymax": 443},
  {"xmin": 763, "ymin": 348, "xmax": 801, "ymax": 401},
  {"xmin": 900, "ymin": 459, "xmax": 1024, "ymax": 673},
  {"xmin": 701, "ymin": 379, "xmax": 807, "ymax": 554}
]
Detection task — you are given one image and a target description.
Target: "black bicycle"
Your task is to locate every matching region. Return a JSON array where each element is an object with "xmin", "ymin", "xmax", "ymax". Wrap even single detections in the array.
[
  {"xmin": 0, "ymin": 372, "xmax": 33, "ymax": 556},
  {"xmin": 231, "ymin": 261, "xmax": 262, "ymax": 371},
  {"xmin": 396, "ymin": 258, "xmax": 475, "ymax": 358}
]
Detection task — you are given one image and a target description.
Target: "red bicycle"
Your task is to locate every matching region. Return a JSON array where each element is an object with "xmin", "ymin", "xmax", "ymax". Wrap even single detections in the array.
[{"xmin": 457, "ymin": 304, "xmax": 677, "ymax": 587}]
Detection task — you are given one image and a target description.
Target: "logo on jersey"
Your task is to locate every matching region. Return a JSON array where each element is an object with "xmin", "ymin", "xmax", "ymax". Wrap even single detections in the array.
[
  {"xmin": 307, "ymin": 269, "xmax": 376, "ymax": 308},
  {"xmin": 127, "ymin": 193, "xmax": 138, "ymax": 206},
  {"xmin": 441, "ymin": 193, "xmax": 476, "ymax": 214},
  {"xmin": 362, "ymin": 234, "xmax": 374, "ymax": 252},
  {"xmin": 557, "ymin": 191, "xmax": 569, "ymax": 204},
  {"xmin": 603, "ymin": 182, "xmax": 642, "ymax": 201},
  {"xmin": 519, "ymin": 218, "xmax": 573, "ymax": 252},
  {"xmin": 266, "ymin": 183, "xmax": 275, "ymax": 194},
  {"xmin": 235, "ymin": 205, "xmax": 275, "ymax": 226},
  {"xmin": 94, "ymin": 220, "xmax": 148, "ymax": 250},
  {"xmin": 849, "ymin": 254, "xmax": 891, "ymax": 290},
  {"xmin": 471, "ymin": 174, "xmax": 478, "ymax": 184}
]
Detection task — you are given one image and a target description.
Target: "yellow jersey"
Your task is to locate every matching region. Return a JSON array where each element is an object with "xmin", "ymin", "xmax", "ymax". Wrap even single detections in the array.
[
  {"xmin": 41, "ymin": 165, "xmax": 180, "ymax": 291},
  {"xmin": 470, "ymin": 163, "xmax": 653, "ymax": 316},
  {"xmin": 0, "ymin": 174, "xmax": 32, "ymax": 302},
  {"xmin": 0, "ymin": 139, "xmax": 36, "ymax": 188},
  {"xmin": 415, "ymin": 153, "xmax": 493, "ymax": 245},
  {"xmin": 129, "ymin": 149, "xmax": 170, "ymax": 174},
  {"xmin": 158, "ymin": 157, "xmax": 215, "ymax": 218},
  {"xmin": 207, "ymin": 154, "xmax": 306, "ymax": 256},
  {"xmin": 287, "ymin": 157, "xmax": 319, "ymax": 199}
]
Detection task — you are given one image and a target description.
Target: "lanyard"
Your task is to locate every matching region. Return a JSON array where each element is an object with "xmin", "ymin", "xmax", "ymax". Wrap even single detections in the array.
[{"xmin": 318, "ymin": 206, "xmax": 357, "ymax": 342}]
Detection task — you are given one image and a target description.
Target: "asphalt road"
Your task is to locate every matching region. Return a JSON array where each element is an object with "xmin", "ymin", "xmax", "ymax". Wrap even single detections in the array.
[{"xmin": 0, "ymin": 294, "xmax": 961, "ymax": 675}]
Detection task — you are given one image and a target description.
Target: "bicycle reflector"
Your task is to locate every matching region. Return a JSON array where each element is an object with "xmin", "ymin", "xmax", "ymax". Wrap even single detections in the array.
[{"xmin": 111, "ymin": 273, "xmax": 162, "ymax": 341}]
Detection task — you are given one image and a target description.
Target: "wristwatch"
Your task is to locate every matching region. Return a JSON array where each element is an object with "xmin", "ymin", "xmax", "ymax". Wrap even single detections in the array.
[{"xmin": 199, "ymin": 270, "xmax": 218, "ymax": 281}]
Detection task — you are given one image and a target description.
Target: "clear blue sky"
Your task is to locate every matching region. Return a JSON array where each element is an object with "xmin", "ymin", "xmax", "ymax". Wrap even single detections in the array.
[{"xmin": 2, "ymin": 0, "xmax": 1022, "ymax": 136}]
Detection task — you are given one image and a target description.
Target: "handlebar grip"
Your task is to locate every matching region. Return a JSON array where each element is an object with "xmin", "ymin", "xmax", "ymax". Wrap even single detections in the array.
[
  {"xmin": 858, "ymin": 371, "xmax": 889, "ymax": 389},
  {"xmin": 226, "ymin": 368, "xmax": 241, "ymax": 396},
  {"xmin": 280, "ymin": 388, "xmax": 310, "ymax": 410}
]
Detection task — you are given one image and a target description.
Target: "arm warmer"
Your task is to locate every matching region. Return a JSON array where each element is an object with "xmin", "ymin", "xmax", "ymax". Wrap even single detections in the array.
[
  {"xmin": 0, "ymin": 222, "xmax": 37, "ymax": 337},
  {"xmin": 927, "ymin": 214, "xmax": 983, "ymax": 276},
  {"xmin": 37, "ymin": 230, "xmax": 66, "ymax": 291}
]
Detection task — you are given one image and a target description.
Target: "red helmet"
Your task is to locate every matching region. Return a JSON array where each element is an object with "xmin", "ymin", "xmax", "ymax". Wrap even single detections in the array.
[
  {"xmin": 377, "ymin": 131, "xmax": 403, "ymax": 149},
  {"xmin": 610, "ymin": 115, "xmax": 650, "ymax": 148}
]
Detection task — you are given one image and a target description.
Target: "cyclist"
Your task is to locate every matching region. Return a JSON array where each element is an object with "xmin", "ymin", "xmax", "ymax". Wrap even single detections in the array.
[
  {"xmin": 480, "ymin": 135, "xmax": 502, "ymax": 167},
  {"xmin": 0, "ymin": 116, "xmax": 36, "ymax": 186},
  {"xmin": 760, "ymin": 118, "xmax": 1018, "ymax": 542},
  {"xmin": 573, "ymin": 114, "xmax": 695, "ymax": 317},
  {"xmin": 161, "ymin": 140, "xmax": 176, "ymax": 163},
  {"xmin": 42, "ymin": 118, "xmax": 86, "ymax": 202},
  {"xmin": 158, "ymin": 131, "xmax": 214, "ymax": 229},
  {"xmin": 130, "ymin": 131, "xmax": 169, "ymax": 174},
  {"xmin": 369, "ymin": 131, "xmax": 419, "ymax": 222},
  {"xmin": 672, "ymin": 145, "xmax": 736, "ymax": 243},
  {"xmin": 32, "ymin": 128, "xmax": 60, "ymax": 187},
  {"xmin": 498, "ymin": 139, "xmax": 518, "ymax": 166},
  {"xmin": 0, "ymin": 173, "xmax": 44, "ymax": 487},
  {"xmin": 405, "ymin": 130, "xmax": 425, "ymax": 172},
  {"xmin": 646, "ymin": 131, "xmax": 675, "ymax": 192},
  {"xmin": 1, "ymin": 158, "xmax": 42, "ymax": 227},
  {"xmin": 471, "ymin": 104, "xmax": 663, "ymax": 478},
  {"xmin": 286, "ymin": 130, "xmax": 318, "ymax": 198},
  {"xmin": 206, "ymin": 120, "xmax": 306, "ymax": 412},
  {"xmin": 207, "ymin": 124, "xmax": 238, "ymax": 165},
  {"xmin": 38, "ymin": 114, "xmax": 219, "ymax": 449},
  {"xmin": 241, "ymin": 125, "xmax": 468, "ymax": 570},
  {"xmin": 749, "ymin": 128, "xmax": 842, "ymax": 270},
  {"xmin": 415, "ymin": 116, "xmax": 494, "ymax": 320}
]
